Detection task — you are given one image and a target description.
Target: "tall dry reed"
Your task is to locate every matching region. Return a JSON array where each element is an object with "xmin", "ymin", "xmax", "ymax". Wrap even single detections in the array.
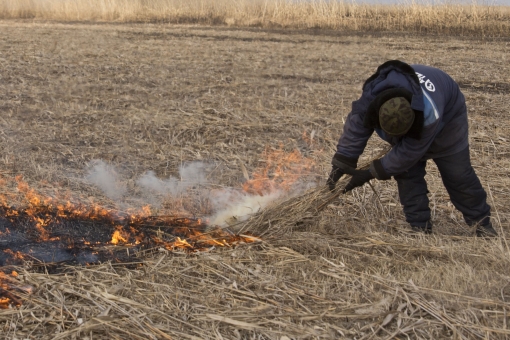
[{"xmin": 0, "ymin": 0, "xmax": 509, "ymax": 35}]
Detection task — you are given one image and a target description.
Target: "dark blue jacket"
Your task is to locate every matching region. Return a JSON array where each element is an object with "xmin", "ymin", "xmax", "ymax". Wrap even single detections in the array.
[{"xmin": 336, "ymin": 62, "xmax": 468, "ymax": 179}]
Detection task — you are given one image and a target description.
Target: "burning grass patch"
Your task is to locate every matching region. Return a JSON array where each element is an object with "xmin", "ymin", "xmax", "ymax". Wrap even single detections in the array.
[{"xmin": 0, "ymin": 202, "xmax": 257, "ymax": 267}]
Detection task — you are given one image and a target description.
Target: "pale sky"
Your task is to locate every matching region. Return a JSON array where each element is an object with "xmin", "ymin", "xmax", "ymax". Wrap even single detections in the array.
[{"xmin": 357, "ymin": 0, "xmax": 510, "ymax": 4}]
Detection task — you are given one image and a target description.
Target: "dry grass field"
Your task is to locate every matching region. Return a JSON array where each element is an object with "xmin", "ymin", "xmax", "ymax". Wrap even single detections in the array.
[
  {"xmin": 1, "ymin": 0, "xmax": 510, "ymax": 36},
  {"xmin": 0, "ymin": 19, "xmax": 510, "ymax": 339}
]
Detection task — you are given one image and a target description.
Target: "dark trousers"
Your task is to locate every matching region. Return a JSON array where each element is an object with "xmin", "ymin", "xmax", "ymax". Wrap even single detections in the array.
[{"xmin": 394, "ymin": 146, "xmax": 491, "ymax": 228}]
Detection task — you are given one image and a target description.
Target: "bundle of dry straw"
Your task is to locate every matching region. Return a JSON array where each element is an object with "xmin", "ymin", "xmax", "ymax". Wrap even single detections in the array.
[{"xmin": 237, "ymin": 147, "xmax": 390, "ymax": 238}]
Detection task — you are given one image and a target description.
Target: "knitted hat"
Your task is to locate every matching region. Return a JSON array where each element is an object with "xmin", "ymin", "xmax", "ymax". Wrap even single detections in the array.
[{"xmin": 379, "ymin": 96, "xmax": 415, "ymax": 136}]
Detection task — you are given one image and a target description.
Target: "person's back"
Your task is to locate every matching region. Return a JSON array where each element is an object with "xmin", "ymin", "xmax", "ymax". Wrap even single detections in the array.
[{"xmin": 411, "ymin": 64, "xmax": 468, "ymax": 159}]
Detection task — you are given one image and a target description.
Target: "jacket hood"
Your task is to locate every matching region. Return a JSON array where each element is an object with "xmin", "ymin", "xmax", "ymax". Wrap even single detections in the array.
[
  {"xmin": 361, "ymin": 60, "xmax": 425, "ymax": 139},
  {"xmin": 362, "ymin": 60, "xmax": 424, "ymax": 112}
]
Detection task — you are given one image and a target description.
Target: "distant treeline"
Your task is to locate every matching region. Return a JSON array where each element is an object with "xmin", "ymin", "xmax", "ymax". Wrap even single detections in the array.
[{"xmin": 1, "ymin": 0, "xmax": 509, "ymax": 36}]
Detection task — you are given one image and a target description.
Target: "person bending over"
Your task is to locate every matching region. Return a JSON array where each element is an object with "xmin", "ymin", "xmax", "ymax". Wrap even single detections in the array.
[{"xmin": 327, "ymin": 60, "xmax": 497, "ymax": 237}]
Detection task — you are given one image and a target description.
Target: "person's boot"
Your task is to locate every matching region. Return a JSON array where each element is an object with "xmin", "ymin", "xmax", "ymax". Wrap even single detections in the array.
[
  {"xmin": 476, "ymin": 223, "xmax": 498, "ymax": 238},
  {"xmin": 409, "ymin": 220, "xmax": 432, "ymax": 234}
]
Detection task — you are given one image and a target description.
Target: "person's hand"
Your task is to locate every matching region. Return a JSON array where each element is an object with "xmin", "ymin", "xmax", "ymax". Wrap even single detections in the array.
[
  {"xmin": 326, "ymin": 166, "xmax": 344, "ymax": 191},
  {"xmin": 327, "ymin": 154, "xmax": 359, "ymax": 192},
  {"xmin": 343, "ymin": 169, "xmax": 374, "ymax": 193}
]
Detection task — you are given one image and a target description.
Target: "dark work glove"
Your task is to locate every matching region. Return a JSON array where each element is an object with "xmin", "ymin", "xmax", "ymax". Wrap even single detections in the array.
[
  {"xmin": 327, "ymin": 154, "xmax": 358, "ymax": 192},
  {"xmin": 327, "ymin": 166, "xmax": 345, "ymax": 191},
  {"xmin": 343, "ymin": 169, "xmax": 374, "ymax": 193}
]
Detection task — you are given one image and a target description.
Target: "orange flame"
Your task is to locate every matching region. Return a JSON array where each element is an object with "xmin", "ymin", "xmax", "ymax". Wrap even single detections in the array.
[
  {"xmin": 242, "ymin": 145, "xmax": 316, "ymax": 195},
  {"xmin": 111, "ymin": 227, "xmax": 129, "ymax": 245},
  {"xmin": 0, "ymin": 271, "xmax": 29, "ymax": 309}
]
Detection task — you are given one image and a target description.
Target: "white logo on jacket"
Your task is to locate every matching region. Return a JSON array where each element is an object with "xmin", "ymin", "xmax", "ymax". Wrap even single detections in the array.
[{"xmin": 415, "ymin": 72, "xmax": 436, "ymax": 92}]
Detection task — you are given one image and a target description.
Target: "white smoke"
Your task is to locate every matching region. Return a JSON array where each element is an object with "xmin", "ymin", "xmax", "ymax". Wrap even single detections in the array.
[
  {"xmin": 84, "ymin": 160, "xmax": 313, "ymax": 227},
  {"xmin": 136, "ymin": 162, "xmax": 209, "ymax": 196},
  {"xmin": 85, "ymin": 161, "xmax": 210, "ymax": 201},
  {"xmin": 85, "ymin": 160, "xmax": 127, "ymax": 201},
  {"xmin": 209, "ymin": 189, "xmax": 283, "ymax": 227}
]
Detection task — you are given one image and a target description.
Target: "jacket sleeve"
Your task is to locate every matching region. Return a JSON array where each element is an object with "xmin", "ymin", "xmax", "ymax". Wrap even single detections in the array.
[
  {"xmin": 373, "ymin": 120, "xmax": 441, "ymax": 179},
  {"xmin": 335, "ymin": 96, "xmax": 374, "ymax": 160}
]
